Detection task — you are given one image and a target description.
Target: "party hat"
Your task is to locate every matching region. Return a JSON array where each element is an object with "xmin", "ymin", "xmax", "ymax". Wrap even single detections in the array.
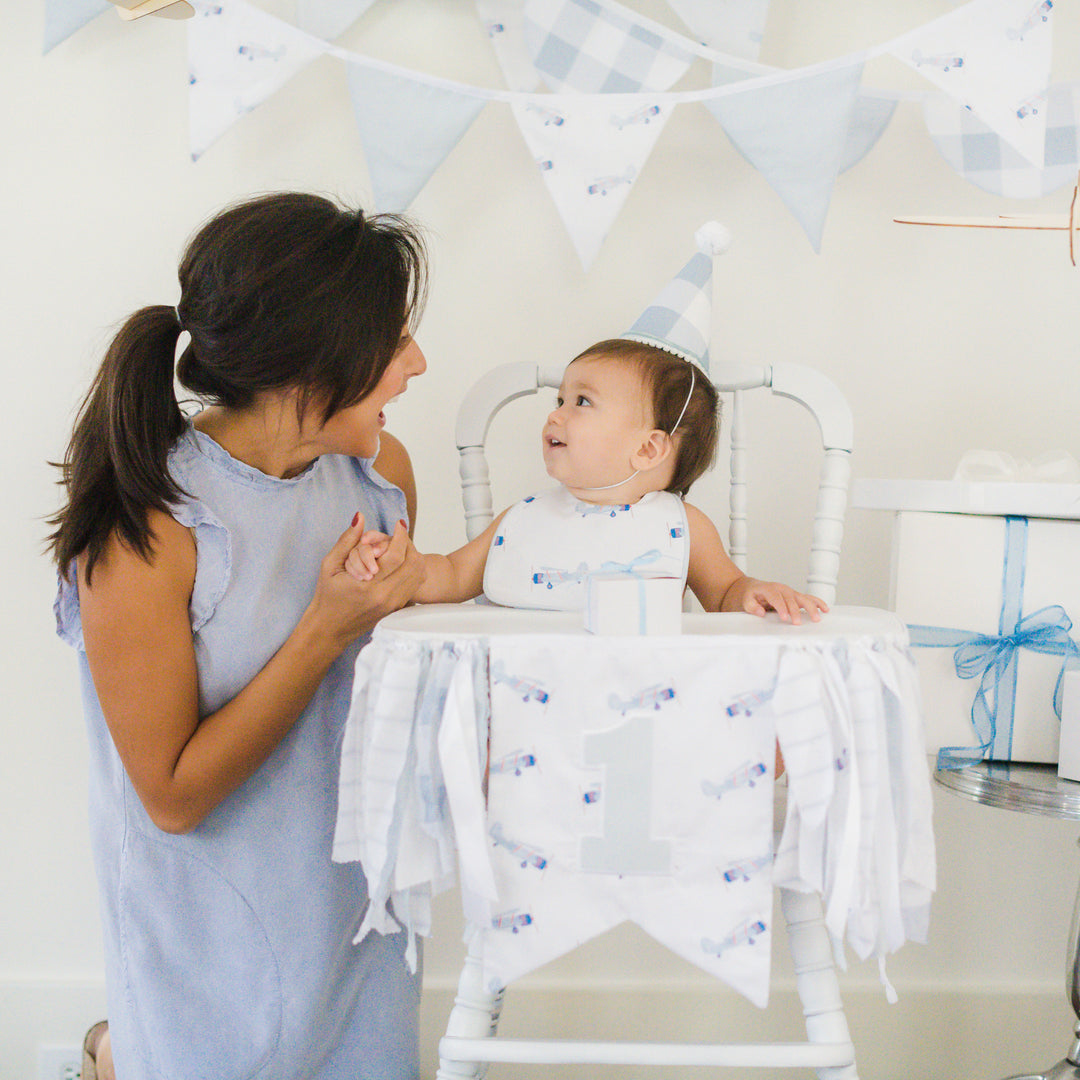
[{"xmin": 621, "ymin": 221, "xmax": 731, "ymax": 371}]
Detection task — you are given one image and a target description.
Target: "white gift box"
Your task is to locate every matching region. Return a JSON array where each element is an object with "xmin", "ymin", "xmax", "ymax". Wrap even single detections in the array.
[
  {"xmin": 1058, "ymin": 671, "xmax": 1080, "ymax": 781},
  {"xmin": 584, "ymin": 571, "xmax": 683, "ymax": 636},
  {"xmin": 853, "ymin": 479, "xmax": 1080, "ymax": 765}
]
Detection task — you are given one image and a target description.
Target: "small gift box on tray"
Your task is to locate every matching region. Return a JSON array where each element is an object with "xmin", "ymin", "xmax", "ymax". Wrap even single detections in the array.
[
  {"xmin": 853, "ymin": 457, "xmax": 1080, "ymax": 768},
  {"xmin": 584, "ymin": 571, "xmax": 683, "ymax": 636}
]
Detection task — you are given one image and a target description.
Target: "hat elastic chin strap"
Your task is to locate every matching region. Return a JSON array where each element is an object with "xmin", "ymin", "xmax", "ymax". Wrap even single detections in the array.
[{"xmin": 573, "ymin": 363, "xmax": 695, "ymax": 493}]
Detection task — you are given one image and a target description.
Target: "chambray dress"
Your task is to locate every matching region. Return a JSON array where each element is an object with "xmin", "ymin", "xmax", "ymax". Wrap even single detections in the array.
[{"xmin": 55, "ymin": 424, "xmax": 420, "ymax": 1080}]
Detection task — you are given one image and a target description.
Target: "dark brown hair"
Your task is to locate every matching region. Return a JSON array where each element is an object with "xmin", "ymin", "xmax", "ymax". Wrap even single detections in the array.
[
  {"xmin": 571, "ymin": 338, "xmax": 719, "ymax": 497},
  {"xmin": 48, "ymin": 192, "xmax": 427, "ymax": 582}
]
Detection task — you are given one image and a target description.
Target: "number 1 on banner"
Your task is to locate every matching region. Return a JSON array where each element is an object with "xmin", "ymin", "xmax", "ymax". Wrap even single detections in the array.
[{"xmin": 580, "ymin": 714, "xmax": 672, "ymax": 875}]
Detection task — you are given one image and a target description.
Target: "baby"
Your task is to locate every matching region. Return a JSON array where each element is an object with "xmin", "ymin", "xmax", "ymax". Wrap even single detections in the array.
[{"xmin": 350, "ymin": 337, "xmax": 827, "ymax": 624}]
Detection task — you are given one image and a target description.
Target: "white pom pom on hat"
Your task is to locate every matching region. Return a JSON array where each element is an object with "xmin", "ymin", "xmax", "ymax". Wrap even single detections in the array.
[
  {"xmin": 695, "ymin": 221, "xmax": 733, "ymax": 257},
  {"xmin": 621, "ymin": 221, "xmax": 731, "ymax": 371}
]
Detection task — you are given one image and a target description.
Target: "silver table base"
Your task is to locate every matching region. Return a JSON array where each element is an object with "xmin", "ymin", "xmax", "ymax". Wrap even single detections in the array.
[{"xmin": 935, "ymin": 763, "xmax": 1080, "ymax": 1080}]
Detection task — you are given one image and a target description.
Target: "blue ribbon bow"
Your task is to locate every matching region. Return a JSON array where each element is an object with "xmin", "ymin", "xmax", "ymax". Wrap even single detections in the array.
[
  {"xmin": 592, "ymin": 550, "xmax": 666, "ymax": 634},
  {"xmin": 908, "ymin": 517, "xmax": 1080, "ymax": 769}
]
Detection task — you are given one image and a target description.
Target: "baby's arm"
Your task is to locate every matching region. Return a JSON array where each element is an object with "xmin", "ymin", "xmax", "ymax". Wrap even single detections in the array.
[
  {"xmin": 684, "ymin": 503, "xmax": 827, "ymax": 624},
  {"xmin": 347, "ymin": 512, "xmax": 508, "ymax": 604}
]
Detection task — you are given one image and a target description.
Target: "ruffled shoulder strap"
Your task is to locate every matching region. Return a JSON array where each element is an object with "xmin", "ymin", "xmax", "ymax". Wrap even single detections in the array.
[{"xmin": 52, "ymin": 492, "xmax": 232, "ymax": 651}]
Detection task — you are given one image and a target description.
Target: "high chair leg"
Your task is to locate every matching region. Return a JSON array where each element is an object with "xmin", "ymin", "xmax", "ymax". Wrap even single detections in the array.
[
  {"xmin": 437, "ymin": 937, "xmax": 505, "ymax": 1080},
  {"xmin": 781, "ymin": 887, "xmax": 859, "ymax": 1080}
]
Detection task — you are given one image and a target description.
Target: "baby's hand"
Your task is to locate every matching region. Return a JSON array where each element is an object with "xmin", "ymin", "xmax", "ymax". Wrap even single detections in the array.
[
  {"xmin": 345, "ymin": 529, "xmax": 393, "ymax": 583},
  {"xmin": 737, "ymin": 578, "xmax": 828, "ymax": 625}
]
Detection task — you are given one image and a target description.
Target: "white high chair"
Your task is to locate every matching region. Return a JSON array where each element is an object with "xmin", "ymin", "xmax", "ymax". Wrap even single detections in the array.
[{"xmin": 437, "ymin": 358, "xmax": 856, "ymax": 1079}]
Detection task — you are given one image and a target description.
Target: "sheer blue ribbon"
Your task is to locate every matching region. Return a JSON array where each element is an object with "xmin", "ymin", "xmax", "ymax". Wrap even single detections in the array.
[
  {"xmin": 908, "ymin": 517, "xmax": 1080, "ymax": 769},
  {"xmin": 594, "ymin": 550, "xmax": 664, "ymax": 634}
]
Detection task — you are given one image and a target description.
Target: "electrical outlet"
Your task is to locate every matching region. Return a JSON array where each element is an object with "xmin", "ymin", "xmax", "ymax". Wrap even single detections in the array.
[{"xmin": 38, "ymin": 1044, "xmax": 82, "ymax": 1080}]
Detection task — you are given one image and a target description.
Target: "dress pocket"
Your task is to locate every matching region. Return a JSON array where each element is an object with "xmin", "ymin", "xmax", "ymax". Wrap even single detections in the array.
[{"xmin": 119, "ymin": 827, "xmax": 282, "ymax": 1080}]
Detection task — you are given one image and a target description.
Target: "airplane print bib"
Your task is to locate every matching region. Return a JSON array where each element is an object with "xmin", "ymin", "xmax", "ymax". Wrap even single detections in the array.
[{"xmin": 483, "ymin": 486, "xmax": 689, "ymax": 610}]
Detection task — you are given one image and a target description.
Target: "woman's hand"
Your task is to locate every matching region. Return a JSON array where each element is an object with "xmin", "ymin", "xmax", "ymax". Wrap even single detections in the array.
[
  {"xmin": 722, "ymin": 576, "xmax": 828, "ymax": 625},
  {"xmin": 309, "ymin": 515, "xmax": 424, "ymax": 649}
]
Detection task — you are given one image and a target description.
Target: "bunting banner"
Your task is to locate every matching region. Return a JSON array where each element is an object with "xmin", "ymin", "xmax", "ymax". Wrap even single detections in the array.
[
  {"xmin": 666, "ymin": 0, "xmax": 770, "ymax": 61},
  {"xmin": 477, "ymin": 0, "xmax": 542, "ymax": 91},
  {"xmin": 52, "ymin": 0, "xmax": 1066, "ymax": 262},
  {"xmin": 44, "ymin": 0, "xmax": 109, "ymax": 53},
  {"xmin": 706, "ymin": 61, "xmax": 866, "ymax": 252},
  {"xmin": 923, "ymin": 83, "xmax": 1079, "ymax": 198},
  {"xmin": 511, "ymin": 92, "xmax": 671, "ymax": 268},
  {"xmin": 295, "ymin": 0, "xmax": 377, "ymax": 42},
  {"xmin": 188, "ymin": 0, "xmax": 326, "ymax": 160},
  {"xmin": 347, "ymin": 63, "xmax": 488, "ymax": 213},
  {"xmin": 522, "ymin": 0, "xmax": 695, "ymax": 94},
  {"xmin": 888, "ymin": 0, "xmax": 1053, "ymax": 167},
  {"xmin": 840, "ymin": 93, "xmax": 899, "ymax": 173}
]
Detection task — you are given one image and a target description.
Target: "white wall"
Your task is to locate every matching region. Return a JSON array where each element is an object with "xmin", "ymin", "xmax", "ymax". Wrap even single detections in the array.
[{"xmin": 4, "ymin": 2, "xmax": 1080, "ymax": 1077}]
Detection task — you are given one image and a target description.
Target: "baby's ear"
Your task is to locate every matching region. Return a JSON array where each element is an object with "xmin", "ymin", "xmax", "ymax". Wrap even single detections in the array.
[{"xmin": 633, "ymin": 429, "xmax": 673, "ymax": 472}]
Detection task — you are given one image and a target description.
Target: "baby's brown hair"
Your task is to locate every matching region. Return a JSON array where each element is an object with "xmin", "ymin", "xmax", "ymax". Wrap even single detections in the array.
[{"xmin": 571, "ymin": 338, "xmax": 719, "ymax": 497}]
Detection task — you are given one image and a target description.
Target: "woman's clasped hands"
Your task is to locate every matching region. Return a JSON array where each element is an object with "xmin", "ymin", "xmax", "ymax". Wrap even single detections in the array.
[{"xmin": 316, "ymin": 513, "xmax": 425, "ymax": 641}]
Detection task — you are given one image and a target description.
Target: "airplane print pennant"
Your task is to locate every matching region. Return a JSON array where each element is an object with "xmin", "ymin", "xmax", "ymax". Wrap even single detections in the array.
[
  {"xmin": 511, "ymin": 91, "xmax": 671, "ymax": 268},
  {"xmin": 888, "ymin": 0, "xmax": 1053, "ymax": 167},
  {"xmin": 188, "ymin": 0, "xmax": 326, "ymax": 160},
  {"xmin": 922, "ymin": 83, "xmax": 1079, "ymax": 198},
  {"xmin": 477, "ymin": 0, "xmax": 542, "ymax": 91}
]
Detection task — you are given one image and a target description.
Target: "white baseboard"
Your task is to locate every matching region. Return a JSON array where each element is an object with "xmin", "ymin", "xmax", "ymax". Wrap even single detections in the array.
[{"xmin": 3, "ymin": 977, "xmax": 1071, "ymax": 1080}]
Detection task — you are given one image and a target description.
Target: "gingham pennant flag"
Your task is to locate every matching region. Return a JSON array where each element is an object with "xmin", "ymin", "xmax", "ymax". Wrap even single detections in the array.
[
  {"xmin": 477, "ymin": 0, "xmax": 542, "ymax": 91},
  {"xmin": 347, "ymin": 63, "xmax": 487, "ymax": 212},
  {"xmin": 188, "ymin": 0, "xmax": 326, "ymax": 160},
  {"xmin": 296, "ymin": 0, "xmax": 377, "ymax": 42},
  {"xmin": 522, "ymin": 0, "xmax": 694, "ymax": 94},
  {"xmin": 888, "ymin": 0, "xmax": 1053, "ymax": 168},
  {"xmin": 707, "ymin": 61, "xmax": 865, "ymax": 253},
  {"xmin": 666, "ymin": 0, "xmax": 770, "ymax": 61},
  {"xmin": 923, "ymin": 83, "xmax": 1079, "ymax": 198},
  {"xmin": 623, "ymin": 250, "xmax": 712, "ymax": 370},
  {"xmin": 511, "ymin": 93, "xmax": 671, "ymax": 269}
]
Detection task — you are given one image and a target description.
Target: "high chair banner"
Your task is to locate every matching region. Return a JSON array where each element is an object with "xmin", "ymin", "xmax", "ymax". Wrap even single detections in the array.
[
  {"xmin": 332, "ymin": 605, "xmax": 936, "ymax": 1004},
  {"xmin": 481, "ymin": 638, "xmax": 777, "ymax": 1004}
]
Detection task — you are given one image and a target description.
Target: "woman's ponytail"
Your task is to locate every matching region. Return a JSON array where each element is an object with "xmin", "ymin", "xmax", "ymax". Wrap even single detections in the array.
[{"xmin": 49, "ymin": 305, "xmax": 186, "ymax": 582}]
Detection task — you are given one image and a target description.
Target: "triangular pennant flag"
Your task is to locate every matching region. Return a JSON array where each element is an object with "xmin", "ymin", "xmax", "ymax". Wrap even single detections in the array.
[
  {"xmin": 923, "ymin": 84, "xmax": 1080, "ymax": 198},
  {"xmin": 839, "ymin": 93, "xmax": 897, "ymax": 173},
  {"xmin": 707, "ymin": 61, "xmax": 865, "ymax": 252},
  {"xmin": 296, "ymin": 0, "xmax": 376, "ymax": 41},
  {"xmin": 522, "ymin": 0, "xmax": 693, "ymax": 94},
  {"xmin": 476, "ymin": 0, "xmax": 541, "ymax": 91},
  {"xmin": 666, "ymin": 0, "xmax": 771, "ymax": 61},
  {"xmin": 511, "ymin": 93, "xmax": 671, "ymax": 268},
  {"xmin": 347, "ymin": 64, "xmax": 487, "ymax": 212},
  {"xmin": 187, "ymin": 0, "xmax": 326, "ymax": 161},
  {"xmin": 888, "ymin": 0, "xmax": 1052, "ymax": 168},
  {"xmin": 43, "ymin": 0, "xmax": 109, "ymax": 52}
]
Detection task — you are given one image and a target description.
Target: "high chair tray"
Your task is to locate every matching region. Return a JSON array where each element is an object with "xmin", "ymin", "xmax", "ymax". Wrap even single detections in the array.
[{"xmin": 378, "ymin": 603, "xmax": 905, "ymax": 641}]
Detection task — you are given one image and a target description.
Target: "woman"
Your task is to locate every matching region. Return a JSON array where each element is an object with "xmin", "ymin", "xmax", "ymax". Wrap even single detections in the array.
[{"xmin": 50, "ymin": 192, "xmax": 429, "ymax": 1079}]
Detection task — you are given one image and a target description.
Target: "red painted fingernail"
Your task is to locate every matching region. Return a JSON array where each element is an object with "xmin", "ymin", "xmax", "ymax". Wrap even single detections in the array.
[
  {"xmin": 351, "ymin": 512, "xmax": 360, "ymax": 528},
  {"xmin": 399, "ymin": 519, "xmax": 408, "ymax": 528}
]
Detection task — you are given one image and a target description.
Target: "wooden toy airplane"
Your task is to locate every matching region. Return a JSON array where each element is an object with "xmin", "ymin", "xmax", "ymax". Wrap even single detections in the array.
[
  {"xmin": 106, "ymin": 0, "xmax": 194, "ymax": 19},
  {"xmin": 895, "ymin": 169, "xmax": 1080, "ymax": 265}
]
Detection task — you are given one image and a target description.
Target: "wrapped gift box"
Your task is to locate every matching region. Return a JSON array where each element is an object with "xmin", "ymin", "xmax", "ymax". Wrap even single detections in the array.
[
  {"xmin": 584, "ymin": 571, "xmax": 682, "ymax": 636},
  {"xmin": 853, "ymin": 479, "xmax": 1080, "ymax": 765}
]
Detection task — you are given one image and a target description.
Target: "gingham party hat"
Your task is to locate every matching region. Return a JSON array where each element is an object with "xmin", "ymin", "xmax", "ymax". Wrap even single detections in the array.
[{"xmin": 621, "ymin": 221, "xmax": 731, "ymax": 371}]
